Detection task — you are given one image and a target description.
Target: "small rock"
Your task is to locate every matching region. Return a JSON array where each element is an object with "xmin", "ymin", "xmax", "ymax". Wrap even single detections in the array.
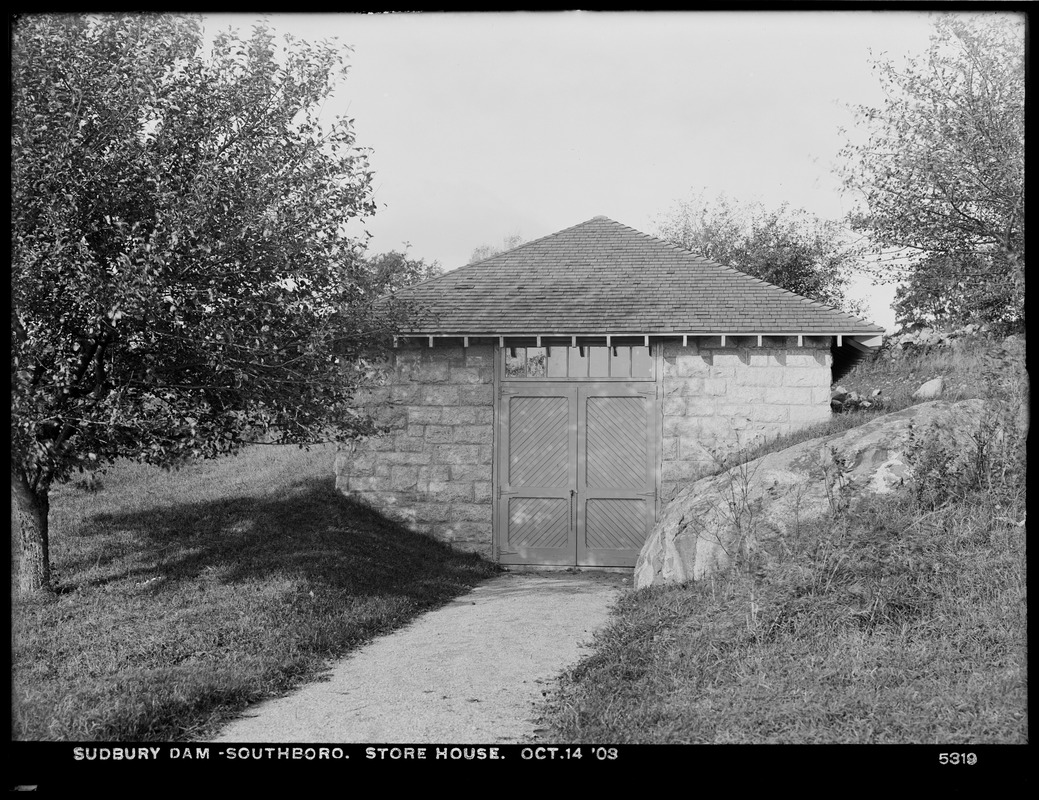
[{"xmin": 912, "ymin": 376, "xmax": 944, "ymax": 400}]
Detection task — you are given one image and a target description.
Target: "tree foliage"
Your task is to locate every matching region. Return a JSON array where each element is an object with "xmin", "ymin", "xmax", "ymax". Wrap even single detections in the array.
[
  {"xmin": 890, "ymin": 251, "xmax": 1021, "ymax": 333},
  {"xmin": 468, "ymin": 233, "xmax": 526, "ymax": 264},
  {"xmin": 10, "ymin": 14, "xmax": 409, "ymax": 592},
  {"xmin": 654, "ymin": 193, "xmax": 866, "ymax": 315},
  {"xmin": 840, "ymin": 14, "xmax": 1025, "ymax": 330},
  {"xmin": 355, "ymin": 249, "xmax": 442, "ymax": 295}
]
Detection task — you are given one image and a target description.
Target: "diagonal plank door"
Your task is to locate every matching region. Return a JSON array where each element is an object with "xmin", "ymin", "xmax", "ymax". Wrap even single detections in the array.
[
  {"xmin": 577, "ymin": 384, "xmax": 657, "ymax": 567},
  {"xmin": 497, "ymin": 386, "xmax": 578, "ymax": 565},
  {"xmin": 497, "ymin": 381, "xmax": 657, "ymax": 567}
]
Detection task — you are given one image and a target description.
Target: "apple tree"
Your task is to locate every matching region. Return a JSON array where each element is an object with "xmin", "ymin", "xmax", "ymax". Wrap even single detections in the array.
[{"xmin": 11, "ymin": 14, "xmax": 412, "ymax": 592}]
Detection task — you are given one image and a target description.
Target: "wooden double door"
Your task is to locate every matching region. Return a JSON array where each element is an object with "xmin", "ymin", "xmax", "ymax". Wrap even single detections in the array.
[{"xmin": 496, "ymin": 382, "xmax": 658, "ymax": 567}]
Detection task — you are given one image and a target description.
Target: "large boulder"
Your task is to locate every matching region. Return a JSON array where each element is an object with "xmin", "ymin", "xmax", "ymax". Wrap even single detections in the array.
[{"xmin": 634, "ymin": 399, "xmax": 988, "ymax": 589}]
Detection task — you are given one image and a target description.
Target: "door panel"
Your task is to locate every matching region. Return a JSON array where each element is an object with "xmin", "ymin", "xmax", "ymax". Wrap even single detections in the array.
[
  {"xmin": 507, "ymin": 396, "xmax": 570, "ymax": 487},
  {"xmin": 505, "ymin": 497, "xmax": 570, "ymax": 551},
  {"xmin": 584, "ymin": 498, "xmax": 650, "ymax": 550},
  {"xmin": 585, "ymin": 395, "xmax": 649, "ymax": 488}
]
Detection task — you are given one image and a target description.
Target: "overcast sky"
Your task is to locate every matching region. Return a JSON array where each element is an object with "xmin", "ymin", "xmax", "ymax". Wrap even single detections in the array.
[{"xmin": 201, "ymin": 10, "xmax": 1002, "ymax": 332}]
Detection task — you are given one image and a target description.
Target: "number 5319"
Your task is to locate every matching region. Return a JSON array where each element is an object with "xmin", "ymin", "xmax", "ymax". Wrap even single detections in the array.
[{"xmin": 939, "ymin": 753, "xmax": 977, "ymax": 765}]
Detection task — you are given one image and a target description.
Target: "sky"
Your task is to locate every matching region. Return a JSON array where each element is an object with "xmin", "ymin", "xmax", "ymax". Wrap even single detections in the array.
[{"xmin": 200, "ymin": 10, "xmax": 993, "ymax": 333}]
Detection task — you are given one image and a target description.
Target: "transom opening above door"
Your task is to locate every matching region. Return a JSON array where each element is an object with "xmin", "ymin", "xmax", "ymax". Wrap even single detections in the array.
[{"xmin": 503, "ymin": 345, "xmax": 654, "ymax": 381}]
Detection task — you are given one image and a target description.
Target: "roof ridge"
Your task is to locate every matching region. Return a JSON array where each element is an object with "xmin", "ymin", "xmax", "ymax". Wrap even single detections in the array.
[{"xmin": 468, "ymin": 216, "xmax": 616, "ymax": 267}]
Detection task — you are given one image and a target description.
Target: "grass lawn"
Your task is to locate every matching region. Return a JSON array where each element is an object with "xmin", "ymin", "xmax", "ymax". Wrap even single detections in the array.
[{"xmin": 11, "ymin": 444, "xmax": 499, "ymax": 741}]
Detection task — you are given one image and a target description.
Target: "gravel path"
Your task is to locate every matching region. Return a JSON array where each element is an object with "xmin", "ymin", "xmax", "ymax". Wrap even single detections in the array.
[{"xmin": 210, "ymin": 570, "xmax": 628, "ymax": 744}]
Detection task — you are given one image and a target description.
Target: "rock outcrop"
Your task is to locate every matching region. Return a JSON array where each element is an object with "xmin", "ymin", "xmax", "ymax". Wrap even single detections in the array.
[{"xmin": 634, "ymin": 399, "xmax": 988, "ymax": 589}]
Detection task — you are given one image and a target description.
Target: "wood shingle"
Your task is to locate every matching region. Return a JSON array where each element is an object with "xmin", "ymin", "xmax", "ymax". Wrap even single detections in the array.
[{"xmin": 392, "ymin": 216, "xmax": 885, "ymax": 338}]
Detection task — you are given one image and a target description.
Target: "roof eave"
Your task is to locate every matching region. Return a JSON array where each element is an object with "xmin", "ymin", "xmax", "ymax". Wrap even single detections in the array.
[{"xmin": 392, "ymin": 331, "xmax": 886, "ymax": 349}]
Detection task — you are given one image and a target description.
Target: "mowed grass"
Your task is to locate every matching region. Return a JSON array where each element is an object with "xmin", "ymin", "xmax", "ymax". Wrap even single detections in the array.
[
  {"xmin": 541, "ymin": 335, "xmax": 1028, "ymax": 743},
  {"xmin": 12, "ymin": 444, "xmax": 499, "ymax": 742}
]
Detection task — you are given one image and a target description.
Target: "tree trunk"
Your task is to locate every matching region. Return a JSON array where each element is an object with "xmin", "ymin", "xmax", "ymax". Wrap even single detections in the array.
[{"xmin": 11, "ymin": 470, "xmax": 51, "ymax": 594}]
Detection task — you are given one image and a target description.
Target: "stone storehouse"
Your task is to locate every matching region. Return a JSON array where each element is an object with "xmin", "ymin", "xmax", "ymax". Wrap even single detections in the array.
[{"xmin": 335, "ymin": 216, "xmax": 884, "ymax": 568}]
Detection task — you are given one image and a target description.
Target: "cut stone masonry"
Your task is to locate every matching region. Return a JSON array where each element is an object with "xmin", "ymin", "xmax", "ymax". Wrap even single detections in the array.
[
  {"xmin": 659, "ymin": 337, "xmax": 832, "ymax": 500},
  {"xmin": 335, "ymin": 344, "xmax": 495, "ymax": 553}
]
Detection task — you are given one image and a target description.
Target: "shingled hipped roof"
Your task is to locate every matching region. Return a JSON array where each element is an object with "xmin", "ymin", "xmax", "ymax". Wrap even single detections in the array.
[{"xmin": 392, "ymin": 216, "xmax": 885, "ymax": 337}]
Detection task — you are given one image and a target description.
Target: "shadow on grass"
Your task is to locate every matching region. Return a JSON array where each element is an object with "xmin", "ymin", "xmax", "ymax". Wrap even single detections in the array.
[
  {"xmin": 58, "ymin": 476, "xmax": 499, "ymax": 603},
  {"xmin": 16, "ymin": 477, "xmax": 501, "ymax": 742}
]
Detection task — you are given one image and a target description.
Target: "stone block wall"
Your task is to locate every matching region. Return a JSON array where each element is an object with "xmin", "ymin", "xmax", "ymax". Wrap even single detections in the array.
[
  {"xmin": 334, "ymin": 343, "xmax": 495, "ymax": 555},
  {"xmin": 659, "ymin": 337, "xmax": 832, "ymax": 501}
]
